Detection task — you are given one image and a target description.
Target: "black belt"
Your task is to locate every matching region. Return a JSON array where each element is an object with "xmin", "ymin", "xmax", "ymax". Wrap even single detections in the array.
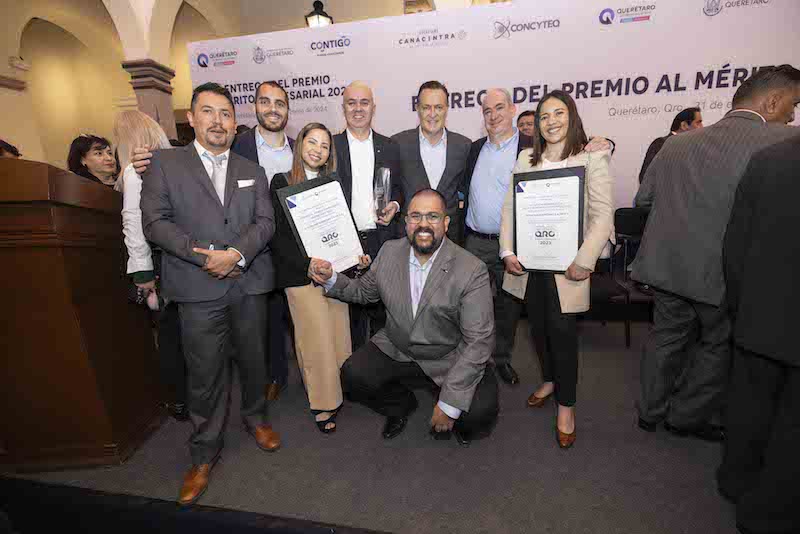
[{"xmin": 466, "ymin": 227, "xmax": 499, "ymax": 240}]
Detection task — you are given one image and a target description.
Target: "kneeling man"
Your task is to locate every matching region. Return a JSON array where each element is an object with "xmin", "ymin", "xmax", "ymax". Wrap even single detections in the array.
[{"xmin": 309, "ymin": 189, "xmax": 498, "ymax": 444}]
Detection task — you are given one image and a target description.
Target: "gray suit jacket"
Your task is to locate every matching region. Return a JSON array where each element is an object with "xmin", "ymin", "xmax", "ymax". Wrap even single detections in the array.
[
  {"xmin": 391, "ymin": 127, "xmax": 471, "ymax": 216},
  {"xmin": 141, "ymin": 144, "xmax": 275, "ymax": 302},
  {"xmin": 327, "ymin": 237, "xmax": 494, "ymax": 412},
  {"xmin": 632, "ymin": 111, "xmax": 797, "ymax": 306}
]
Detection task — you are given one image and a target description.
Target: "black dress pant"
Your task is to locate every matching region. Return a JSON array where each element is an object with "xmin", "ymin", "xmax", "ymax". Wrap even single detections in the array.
[
  {"xmin": 156, "ymin": 301, "xmax": 187, "ymax": 405},
  {"xmin": 464, "ymin": 231, "xmax": 521, "ymax": 366},
  {"xmin": 525, "ymin": 272, "xmax": 578, "ymax": 406},
  {"xmin": 266, "ymin": 290, "xmax": 290, "ymax": 385},
  {"xmin": 178, "ymin": 286, "xmax": 269, "ymax": 464},
  {"xmin": 717, "ymin": 346, "xmax": 800, "ymax": 534},
  {"xmin": 342, "ymin": 342, "xmax": 499, "ymax": 436},
  {"xmin": 639, "ymin": 288, "xmax": 731, "ymax": 427}
]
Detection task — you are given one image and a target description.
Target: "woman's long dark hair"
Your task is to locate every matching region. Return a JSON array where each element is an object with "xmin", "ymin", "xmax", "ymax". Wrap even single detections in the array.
[
  {"xmin": 529, "ymin": 90, "xmax": 588, "ymax": 167},
  {"xmin": 288, "ymin": 123, "xmax": 337, "ymax": 185},
  {"xmin": 67, "ymin": 134, "xmax": 118, "ymax": 179}
]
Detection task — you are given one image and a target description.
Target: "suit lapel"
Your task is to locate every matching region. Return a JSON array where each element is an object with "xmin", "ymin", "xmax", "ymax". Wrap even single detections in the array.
[
  {"xmin": 223, "ymin": 152, "xmax": 237, "ymax": 211},
  {"xmin": 414, "ymin": 127, "xmax": 431, "ymax": 189},
  {"xmin": 338, "ymin": 133, "xmax": 353, "ymax": 208},
  {"xmin": 413, "ymin": 239, "xmax": 454, "ymax": 321},
  {"xmin": 439, "ymin": 129, "xmax": 458, "ymax": 191},
  {"xmin": 373, "ymin": 134, "xmax": 384, "ymax": 188},
  {"xmin": 395, "ymin": 241, "xmax": 415, "ymax": 328},
  {"xmin": 185, "ymin": 145, "xmax": 224, "ymax": 211}
]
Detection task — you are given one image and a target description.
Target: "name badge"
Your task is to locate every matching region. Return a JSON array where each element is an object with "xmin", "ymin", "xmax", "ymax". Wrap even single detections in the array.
[{"xmin": 238, "ymin": 179, "xmax": 255, "ymax": 188}]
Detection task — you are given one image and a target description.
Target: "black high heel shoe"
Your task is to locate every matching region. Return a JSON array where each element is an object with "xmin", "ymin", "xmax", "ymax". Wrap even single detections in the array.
[{"xmin": 314, "ymin": 406, "xmax": 341, "ymax": 434}]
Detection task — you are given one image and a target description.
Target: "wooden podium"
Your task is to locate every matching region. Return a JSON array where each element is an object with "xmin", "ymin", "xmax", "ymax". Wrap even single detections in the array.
[{"xmin": 0, "ymin": 159, "xmax": 164, "ymax": 472}]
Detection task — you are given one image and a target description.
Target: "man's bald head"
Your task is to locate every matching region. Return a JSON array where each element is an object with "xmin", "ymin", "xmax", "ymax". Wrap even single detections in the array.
[
  {"xmin": 408, "ymin": 188, "xmax": 447, "ymax": 214},
  {"xmin": 481, "ymin": 88, "xmax": 517, "ymax": 141},
  {"xmin": 343, "ymin": 81, "xmax": 375, "ymax": 134}
]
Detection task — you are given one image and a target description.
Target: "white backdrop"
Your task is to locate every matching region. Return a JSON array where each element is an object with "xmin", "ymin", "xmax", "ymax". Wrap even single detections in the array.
[{"xmin": 188, "ymin": 0, "xmax": 800, "ymax": 206}]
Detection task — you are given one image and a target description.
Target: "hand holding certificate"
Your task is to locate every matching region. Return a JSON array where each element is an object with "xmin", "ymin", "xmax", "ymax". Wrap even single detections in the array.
[
  {"xmin": 277, "ymin": 177, "xmax": 364, "ymax": 273},
  {"xmin": 513, "ymin": 167, "xmax": 585, "ymax": 272}
]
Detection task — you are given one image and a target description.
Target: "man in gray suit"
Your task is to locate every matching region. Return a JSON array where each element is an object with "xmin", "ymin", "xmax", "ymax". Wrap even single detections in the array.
[
  {"xmin": 310, "ymin": 189, "xmax": 497, "ymax": 444},
  {"xmin": 141, "ymin": 83, "xmax": 281, "ymax": 505},
  {"xmin": 632, "ymin": 65, "xmax": 800, "ymax": 442},
  {"xmin": 392, "ymin": 81, "xmax": 472, "ymax": 243}
]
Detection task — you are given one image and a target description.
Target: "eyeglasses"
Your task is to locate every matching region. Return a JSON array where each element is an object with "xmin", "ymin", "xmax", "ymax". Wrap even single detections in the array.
[{"xmin": 405, "ymin": 212, "xmax": 444, "ymax": 224}]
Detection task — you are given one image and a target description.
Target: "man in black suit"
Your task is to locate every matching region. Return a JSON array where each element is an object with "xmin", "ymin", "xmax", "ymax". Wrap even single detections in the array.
[
  {"xmin": 717, "ymin": 134, "xmax": 800, "ymax": 534},
  {"xmin": 392, "ymin": 81, "xmax": 471, "ymax": 244},
  {"xmin": 231, "ymin": 81, "xmax": 295, "ymax": 400},
  {"xmin": 638, "ymin": 107, "xmax": 703, "ymax": 183},
  {"xmin": 141, "ymin": 83, "xmax": 281, "ymax": 505},
  {"xmin": 333, "ymin": 81, "xmax": 404, "ymax": 350}
]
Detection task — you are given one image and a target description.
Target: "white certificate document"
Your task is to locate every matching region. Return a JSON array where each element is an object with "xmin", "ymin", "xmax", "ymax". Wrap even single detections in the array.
[
  {"xmin": 283, "ymin": 180, "xmax": 364, "ymax": 272},
  {"xmin": 515, "ymin": 174, "xmax": 582, "ymax": 272}
]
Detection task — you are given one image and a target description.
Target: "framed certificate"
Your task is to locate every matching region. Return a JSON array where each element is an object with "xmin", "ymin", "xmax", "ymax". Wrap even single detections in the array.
[
  {"xmin": 277, "ymin": 177, "xmax": 364, "ymax": 273},
  {"xmin": 513, "ymin": 167, "xmax": 585, "ymax": 273}
]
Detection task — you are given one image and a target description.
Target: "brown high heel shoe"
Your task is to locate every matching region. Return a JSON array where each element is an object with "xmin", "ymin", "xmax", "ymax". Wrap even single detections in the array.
[
  {"xmin": 556, "ymin": 426, "xmax": 576, "ymax": 449},
  {"xmin": 527, "ymin": 391, "xmax": 552, "ymax": 408}
]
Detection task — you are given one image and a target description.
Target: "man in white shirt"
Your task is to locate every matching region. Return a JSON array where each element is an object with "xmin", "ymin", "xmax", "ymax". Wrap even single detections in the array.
[
  {"xmin": 392, "ymin": 81, "xmax": 471, "ymax": 243},
  {"xmin": 332, "ymin": 81, "xmax": 404, "ymax": 350}
]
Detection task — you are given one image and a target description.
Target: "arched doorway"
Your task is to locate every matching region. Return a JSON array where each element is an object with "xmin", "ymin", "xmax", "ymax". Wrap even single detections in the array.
[{"xmin": 19, "ymin": 14, "xmax": 133, "ymax": 169}]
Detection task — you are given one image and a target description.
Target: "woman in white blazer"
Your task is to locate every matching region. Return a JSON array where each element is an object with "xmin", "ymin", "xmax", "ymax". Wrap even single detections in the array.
[{"xmin": 499, "ymin": 90, "xmax": 614, "ymax": 448}]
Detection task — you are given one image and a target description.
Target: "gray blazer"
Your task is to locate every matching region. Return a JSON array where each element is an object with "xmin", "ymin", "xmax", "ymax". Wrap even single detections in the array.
[
  {"xmin": 391, "ymin": 127, "xmax": 471, "ymax": 215},
  {"xmin": 632, "ymin": 111, "xmax": 797, "ymax": 306},
  {"xmin": 141, "ymin": 144, "xmax": 275, "ymax": 303},
  {"xmin": 326, "ymin": 237, "xmax": 494, "ymax": 412}
]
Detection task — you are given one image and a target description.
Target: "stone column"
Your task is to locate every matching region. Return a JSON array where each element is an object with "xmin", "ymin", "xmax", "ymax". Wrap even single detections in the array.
[{"xmin": 121, "ymin": 59, "xmax": 177, "ymax": 139}]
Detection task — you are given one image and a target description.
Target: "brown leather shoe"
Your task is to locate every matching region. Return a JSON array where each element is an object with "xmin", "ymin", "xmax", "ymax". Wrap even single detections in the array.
[
  {"xmin": 556, "ymin": 426, "xmax": 576, "ymax": 449},
  {"xmin": 249, "ymin": 424, "xmax": 281, "ymax": 452},
  {"xmin": 527, "ymin": 391, "xmax": 552, "ymax": 408},
  {"xmin": 265, "ymin": 383, "xmax": 283, "ymax": 401},
  {"xmin": 177, "ymin": 454, "xmax": 220, "ymax": 506}
]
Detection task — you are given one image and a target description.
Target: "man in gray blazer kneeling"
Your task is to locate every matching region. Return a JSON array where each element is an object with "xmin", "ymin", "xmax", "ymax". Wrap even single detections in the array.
[{"xmin": 310, "ymin": 189, "xmax": 498, "ymax": 444}]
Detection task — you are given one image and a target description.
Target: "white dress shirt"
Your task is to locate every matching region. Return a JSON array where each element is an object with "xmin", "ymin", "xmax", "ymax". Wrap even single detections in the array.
[
  {"xmin": 347, "ymin": 129, "xmax": 377, "ymax": 231},
  {"xmin": 120, "ymin": 164, "xmax": 153, "ymax": 275},
  {"xmin": 255, "ymin": 128, "xmax": 293, "ymax": 185},
  {"xmin": 322, "ymin": 241, "xmax": 461, "ymax": 419},
  {"xmin": 193, "ymin": 140, "xmax": 245, "ymax": 266},
  {"xmin": 420, "ymin": 128, "xmax": 447, "ymax": 190}
]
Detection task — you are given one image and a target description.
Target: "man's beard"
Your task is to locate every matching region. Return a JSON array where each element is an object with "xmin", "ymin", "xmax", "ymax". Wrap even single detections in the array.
[
  {"xmin": 257, "ymin": 112, "xmax": 288, "ymax": 132},
  {"xmin": 408, "ymin": 226, "xmax": 442, "ymax": 255}
]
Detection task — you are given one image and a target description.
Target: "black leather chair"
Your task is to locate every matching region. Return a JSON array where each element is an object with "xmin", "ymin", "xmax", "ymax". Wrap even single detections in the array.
[{"xmin": 610, "ymin": 207, "xmax": 651, "ymax": 347}]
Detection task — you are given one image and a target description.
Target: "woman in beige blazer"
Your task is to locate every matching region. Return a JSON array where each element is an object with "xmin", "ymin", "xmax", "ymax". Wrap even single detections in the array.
[{"xmin": 499, "ymin": 90, "xmax": 614, "ymax": 448}]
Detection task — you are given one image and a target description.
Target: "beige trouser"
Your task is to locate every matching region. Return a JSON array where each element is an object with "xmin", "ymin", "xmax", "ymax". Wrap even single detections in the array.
[{"xmin": 285, "ymin": 283, "xmax": 351, "ymax": 412}]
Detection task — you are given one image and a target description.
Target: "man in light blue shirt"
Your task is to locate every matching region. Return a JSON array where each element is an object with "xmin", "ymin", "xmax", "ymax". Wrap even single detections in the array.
[
  {"xmin": 310, "ymin": 189, "xmax": 498, "ymax": 445},
  {"xmin": 462, "ymin": 88, "xmax": 529, "ymax": 386}
]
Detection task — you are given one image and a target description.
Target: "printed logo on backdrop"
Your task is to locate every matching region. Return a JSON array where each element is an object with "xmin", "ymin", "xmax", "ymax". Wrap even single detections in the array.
[
  {"xmin": 396, "ymin": 27, "xmax": 468, "ymax": 48},
  {"xmin": 197, "ymin": 50, "xmax": 238, "ymax": 68},
  {"xmin": 703, "ymin": 0, "xmax": 723, "ymax": 16},
  {"xmin": 252, "ymin": 46, "xmax": 294, "ymax": 64},
  {"xmin": 599, "ymin": 4, "xmax": 656, "ymax": 25},
  {"xmin": 599, "ymin": 9, "xmax": 615, "ymax": 24},
  {"xmin": 308, "ymin": 35, "xmax": 352, "ymax": 57},
  {"xmin": 703, "ymin": 0, "xmax": 771, "ymax": 17},
  {"xmin": 492, "ymin": 17, "xmax": 561, "ymax": 39}
]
